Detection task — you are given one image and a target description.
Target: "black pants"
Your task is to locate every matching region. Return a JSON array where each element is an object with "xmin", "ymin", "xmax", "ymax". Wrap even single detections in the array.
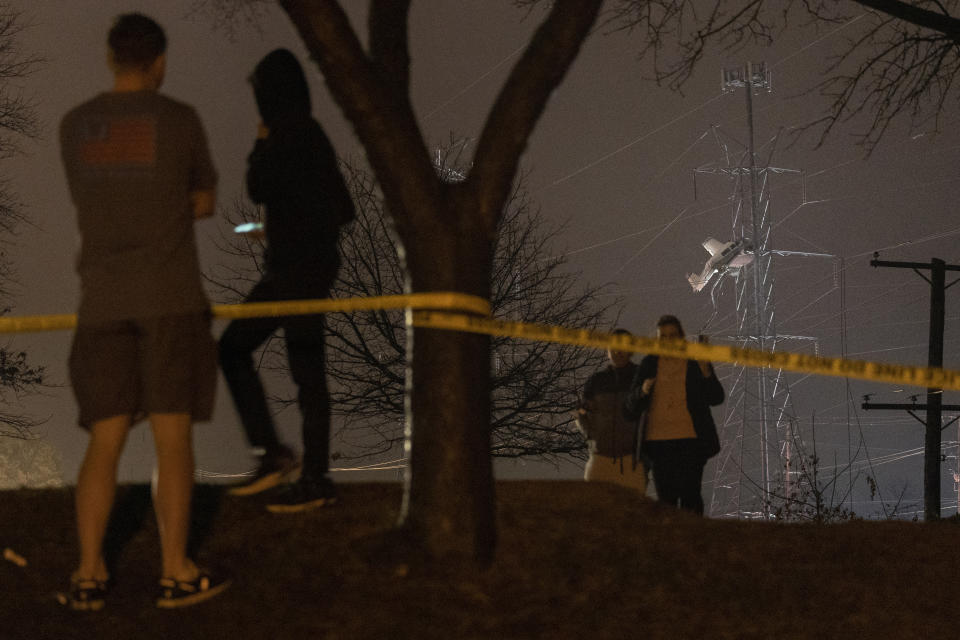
[
  {"xmin": 219, "ymin": 275, "xmax": 332, "ymax": 480},
  {"xmin": 643, "ymin": 439, "xmax": 707, "ymax": 515}
]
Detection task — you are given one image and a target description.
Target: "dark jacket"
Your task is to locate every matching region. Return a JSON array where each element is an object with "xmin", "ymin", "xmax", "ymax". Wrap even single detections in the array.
[
  {"xmin": 623, "ymin": 355, "xmax": 725, "ymax": 459},
  {"xmin": 578, "ymin": 362, "xmax": 641, "ymax": 459},
  {"xmin": 247, "ymin": 49, "xmax": 355, "ymax": 286}
]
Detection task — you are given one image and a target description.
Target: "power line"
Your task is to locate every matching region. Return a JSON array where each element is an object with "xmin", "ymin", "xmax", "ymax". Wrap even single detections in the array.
[
  {"xmin": 546, "ymin": 92, "xmax": 729, "ymax": 189},
  {"xmin": 421, "ymin": 44, "xmax": 525, "ymax": 120}
]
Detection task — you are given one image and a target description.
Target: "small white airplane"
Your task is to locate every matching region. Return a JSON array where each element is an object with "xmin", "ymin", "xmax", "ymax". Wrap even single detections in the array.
[{"xmin": 687, "ymin": 238, "xmax": 754, "ymax": 292}]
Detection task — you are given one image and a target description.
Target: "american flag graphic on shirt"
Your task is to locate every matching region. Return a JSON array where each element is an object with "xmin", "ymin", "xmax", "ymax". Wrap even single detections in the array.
[{"xmin": 79, "ymin": 116, "xmax": 157, "ymax": 168}]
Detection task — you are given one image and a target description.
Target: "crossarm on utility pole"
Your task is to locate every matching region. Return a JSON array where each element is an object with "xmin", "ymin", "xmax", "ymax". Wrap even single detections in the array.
[{"xmin": 869, "ymin": 255, "xmax": 956, "ymax": 520}]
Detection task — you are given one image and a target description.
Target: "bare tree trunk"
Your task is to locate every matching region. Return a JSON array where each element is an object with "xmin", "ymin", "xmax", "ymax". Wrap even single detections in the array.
[
  {"xmin": 403, "ymin": 323, "xmax": 495, "ymax": 559},
  {"xmin": 403, "ymin": 228, "xmax": 495, "ymax": 561},
  {"xmin": 394, "ymin": 197, "xmax": 495, "ymax": 561},
  {"xmin": 279, "ymin": 0, "xmax": 602, "ymax": 564}
]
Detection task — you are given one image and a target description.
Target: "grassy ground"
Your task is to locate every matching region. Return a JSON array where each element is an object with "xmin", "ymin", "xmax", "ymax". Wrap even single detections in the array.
[{"xmin": 2, "ymin": 481, "xmax": 959, "ymax": 639}]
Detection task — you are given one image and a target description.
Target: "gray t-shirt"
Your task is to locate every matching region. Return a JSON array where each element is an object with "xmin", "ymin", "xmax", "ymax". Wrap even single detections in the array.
[{"xmin": 60, "ymin": 91, "xmax": 216, "ymax": 324}]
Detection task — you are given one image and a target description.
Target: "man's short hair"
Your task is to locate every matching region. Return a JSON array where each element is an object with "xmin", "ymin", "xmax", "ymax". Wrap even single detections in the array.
[
  {"xmin": 611, "ymin": 328, "xmax": 632, "ymax": 336},
  {"xmin": 108, "ymin": 13, "xmax": 166, "ymax": 70}
]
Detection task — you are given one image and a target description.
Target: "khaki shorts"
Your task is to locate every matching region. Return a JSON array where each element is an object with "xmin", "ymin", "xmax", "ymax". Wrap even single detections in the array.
[{"xmin": 69, "ymin": 312, "xmax": 216, "ymax": 429}]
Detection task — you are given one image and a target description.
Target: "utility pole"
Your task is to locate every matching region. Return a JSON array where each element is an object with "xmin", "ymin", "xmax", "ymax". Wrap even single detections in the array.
[{"xmin": 863, "ymin": 255, "xmax": 960, "ymax": 520}]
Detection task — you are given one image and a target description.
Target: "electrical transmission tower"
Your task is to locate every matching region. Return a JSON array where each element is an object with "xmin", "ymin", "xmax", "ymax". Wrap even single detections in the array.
[{"xmin": 696, "ymin": 63, "xmax": 824, "ymax": 518}]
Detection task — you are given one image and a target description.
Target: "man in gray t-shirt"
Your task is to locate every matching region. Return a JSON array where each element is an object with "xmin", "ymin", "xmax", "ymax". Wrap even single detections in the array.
[
  {"xmin": 57, "ymin": 13, "xmax": 229, "ymax": 611},
  {"xmin": 61, "ymin": 90, "xmax": 215, "ymax": 323}
]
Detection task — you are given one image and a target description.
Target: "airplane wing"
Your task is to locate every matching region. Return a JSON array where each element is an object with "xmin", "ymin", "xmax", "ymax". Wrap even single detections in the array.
[
  {"xmin": 702, "ymin": 238, "xmax": 726, "ymax": 256},
  {"xmin": 687, "ymin": 273, "xmax": 705, "ymax": 292},
  {"xmin": 687, "ymin": 265, "xmax": 716, "ymax": 292}
]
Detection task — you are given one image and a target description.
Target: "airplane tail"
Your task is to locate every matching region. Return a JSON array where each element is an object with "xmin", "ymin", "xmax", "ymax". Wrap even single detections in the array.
[{"xmin": 687, "ymin": 273, "xmax": 705, "ymax": 292}]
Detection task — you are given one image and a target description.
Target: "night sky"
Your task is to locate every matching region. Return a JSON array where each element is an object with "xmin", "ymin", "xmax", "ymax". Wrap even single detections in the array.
[{"xmin": 5, "ymin": 2, "xmax": 960, "ymax": 515}]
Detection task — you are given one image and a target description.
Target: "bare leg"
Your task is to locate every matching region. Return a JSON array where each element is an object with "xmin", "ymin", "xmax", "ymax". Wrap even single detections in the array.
[
  {"xmin": 150, "ymin": 412, "xmax": 197, "ymax": 581},
  {"xmin": 75, "ymin": 415, "xmax": 130, "ymax": 581}
]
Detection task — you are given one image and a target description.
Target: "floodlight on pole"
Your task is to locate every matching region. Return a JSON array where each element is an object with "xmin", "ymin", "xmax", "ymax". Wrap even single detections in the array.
[{"xmin": 721, "ymin": 62, "xmax": 772, "ymax": 93}]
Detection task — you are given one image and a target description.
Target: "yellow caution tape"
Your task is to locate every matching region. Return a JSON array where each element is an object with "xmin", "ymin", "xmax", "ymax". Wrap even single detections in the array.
[
  {"xmin": 0, "ymin": 314, "xmax": 79, "ymax": 333},
  {"xmin": 212, "ymin": 292, "xmax": 491, "ymax": 319},
  {"xmin": 411, "ymin": 310, "xmax": 960, "ymax": 392},
  {"xmin": 0, "ymin": 292, "xmax": 490, "ymax": 334},
  {"xmin": 2, "ymin": 291, "xmax": 958, "ymax": 392}
]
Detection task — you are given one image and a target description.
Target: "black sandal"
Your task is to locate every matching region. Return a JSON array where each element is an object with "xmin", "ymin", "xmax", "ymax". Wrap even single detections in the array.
[
  {"xmin": 58, "ymin": 577, "xmax": 109, "ymax": 611},
  {"xmin": 156, "ymin": 568, "xmax": 231, "ymax": 609}
]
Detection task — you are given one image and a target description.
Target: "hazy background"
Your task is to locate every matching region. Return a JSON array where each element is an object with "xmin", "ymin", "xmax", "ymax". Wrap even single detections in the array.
[{"xmin": 3, "ymin": 2, "xmax": 959, "ymax": 514}]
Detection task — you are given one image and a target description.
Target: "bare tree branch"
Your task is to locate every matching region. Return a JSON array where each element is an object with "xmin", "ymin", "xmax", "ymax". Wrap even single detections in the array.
[
  {"xmin": 852, "ymin": 0, "xmax": 960, "ymax": 41},
  {"xmin": 470, "ymin": 0, "xmax": 603, "ymax": 231},
  {"xmin": 279, "ymin": 0, "xmax": 439, "ymax": 248},
  {"xmin": 807, "ymin": 2, "xmax": 960, "ymax": 150},
  {"xmin": 0, "ymin": 8, "xmax": 45, "ymax": 439},
  {"xmin": 369, "ymin": 0, "xmax": 412, "ymax": 96},
  {"xmin": 185, "ymin": 0, "xmax": 274, "ymax": 38},
  {"xmin": 208, "ymin": 149, "xmax": 622, "ymax": 464},
  {"xmin": 595, "ymin": 1, "xmax": 960, "ymax": 151}
]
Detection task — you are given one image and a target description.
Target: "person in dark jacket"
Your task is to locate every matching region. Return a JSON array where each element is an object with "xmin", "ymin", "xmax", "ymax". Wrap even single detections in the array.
[
  {"xmin": 624, "ymin": 315, "xmax": 724, "ymax": 515},
  {"xmin": 576, "ymin": 329, "xmax": 648, "ymax": 493},
  {"xmin": 220, "ymin": 48, "xmax": 355, "ymax": 512}
]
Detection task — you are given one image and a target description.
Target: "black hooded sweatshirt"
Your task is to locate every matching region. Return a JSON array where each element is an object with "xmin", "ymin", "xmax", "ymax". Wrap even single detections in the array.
[{"xmin": 247, "ymin": 48, "xmax": 355, "ymax": 285}]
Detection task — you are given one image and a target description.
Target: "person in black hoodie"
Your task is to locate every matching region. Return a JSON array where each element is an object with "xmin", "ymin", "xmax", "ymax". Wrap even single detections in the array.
[
  {"xmin": 624, "ymin": 315, "xmax": 724, "ymax": 515},
  {"xmin": 220, "ymin": 49, "xmax": 355, "ymax": 512},
  {"xmin": 576, "ymin": 328, "xmax": 648, "ymax": 493}
]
